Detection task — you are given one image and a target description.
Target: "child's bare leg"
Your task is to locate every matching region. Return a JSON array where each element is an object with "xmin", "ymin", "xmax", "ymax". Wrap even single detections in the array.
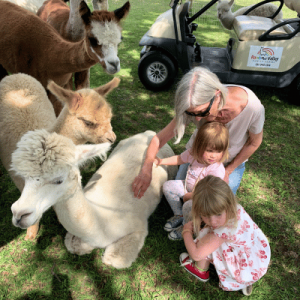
[{"xmin": 196, "ymin": 259, "xmax": 210, "ymax": 271}]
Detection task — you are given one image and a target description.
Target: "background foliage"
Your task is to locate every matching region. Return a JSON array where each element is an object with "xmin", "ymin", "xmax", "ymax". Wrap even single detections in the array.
[{"xmin": 0, "ymin": 0, "xmax": 299, "ymax": 299}]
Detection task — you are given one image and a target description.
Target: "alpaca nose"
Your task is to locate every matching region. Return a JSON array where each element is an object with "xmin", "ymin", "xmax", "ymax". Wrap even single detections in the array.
[
  {"xmin": 107, "ymin": 137, "xmax": 115, "ymax": 143},
  {"xmin": 106, "ymin": 131, "xmax": 116, "ymax": 143},
  {"xmin": 107, "ymin": 60, "xmax": 119, "ymax": 71},
  {"xmin": 12, "ymin": 208, "xmax": 33, "ymax": 225}
]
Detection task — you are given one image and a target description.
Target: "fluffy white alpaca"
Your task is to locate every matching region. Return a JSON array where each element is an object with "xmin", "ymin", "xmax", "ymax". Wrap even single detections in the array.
[
  {"xmin": 217, "ymin": 0, "xmax": 283, "ymax": 30},
  {"xmin": 11, "ymin": 130, "xmax": 177, "ymax": 269},
  {"xmin": 2, "ymin": 0, "xmax": 108, "ymax": 14},
  {"xmin": 0, "ymin": 73, "xmax": 119, "ymax": 239}
]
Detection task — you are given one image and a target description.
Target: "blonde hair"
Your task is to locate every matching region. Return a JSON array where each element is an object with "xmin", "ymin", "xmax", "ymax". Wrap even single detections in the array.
[
  {"xmin": 190, "ymin": 122, "xmax": 229, "ymax": 164},
  {"xmin": 174, "ymin": 67, "xmax": 228, "ymax": 144},
  {"xmin": 192, "ymin": 175, "xmax": 238, "ymax": 236}
]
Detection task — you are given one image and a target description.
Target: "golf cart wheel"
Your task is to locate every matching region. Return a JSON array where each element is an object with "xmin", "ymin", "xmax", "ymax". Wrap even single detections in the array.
[{"xmin": 138, "ymin": 51, "xmax": 177, "ymax": 91}]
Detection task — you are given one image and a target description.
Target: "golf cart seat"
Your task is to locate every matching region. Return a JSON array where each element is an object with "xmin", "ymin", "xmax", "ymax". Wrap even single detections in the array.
[
  {"xmin": 232, "ymin": 15, "xmax": 295, "ymax": 41},
  {"xmin": 233, "ymin": 0, "xmax": 300, "ymax": 41},
  {"xmin": 233, "ymin": 15, "xmax": 284, "ymax": 40}
]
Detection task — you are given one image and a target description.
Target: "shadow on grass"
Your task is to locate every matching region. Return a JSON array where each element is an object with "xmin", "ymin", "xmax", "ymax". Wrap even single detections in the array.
[{"xmin": 16, "ymin": 273, "xmax": 72, "ymax": 300}]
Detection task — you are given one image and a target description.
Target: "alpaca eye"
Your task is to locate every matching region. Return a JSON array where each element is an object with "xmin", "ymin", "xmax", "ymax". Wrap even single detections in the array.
[
  {"xmin": 83, "ymin": 120, "xmax": 95, "ymax": 127},
  {"xmin": 88, "ymin": 37, "xmax": 98, "ymax": 47},
  {"xmin": 53, "ymin": 179, "xmax": 63, "ymax": 185}
]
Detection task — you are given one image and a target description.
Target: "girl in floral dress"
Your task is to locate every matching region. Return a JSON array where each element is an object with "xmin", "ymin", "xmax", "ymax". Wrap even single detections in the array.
[{"xmin": 180, "ymin": 175, "xmax": 271, "ymax": 296}]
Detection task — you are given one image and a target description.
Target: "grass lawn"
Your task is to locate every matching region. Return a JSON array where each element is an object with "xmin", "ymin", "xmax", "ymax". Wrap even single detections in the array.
[{"xmin": 0, "ymin": 0, "xmax": 299, "ymax": 299}]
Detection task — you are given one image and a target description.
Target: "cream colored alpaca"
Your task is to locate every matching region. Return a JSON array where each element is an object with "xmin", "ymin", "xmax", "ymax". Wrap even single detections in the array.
[
  {"xmin": 93, "ymin": 0, "xmax": 108, "ymax": 10},
  {"xmin": 0, "ymin": 73, "xmax": 119, "ymax": 239},
  {"xmin": 11, "ymin": 130, "xmax": 177, "ymax": 269},
  {"xmin": 284, "ymin": 0, "xmax": 300, "ymax": 13},
  {"xmin": 217, "ymin": 0, "xmax": 283, "ymax": 30}
]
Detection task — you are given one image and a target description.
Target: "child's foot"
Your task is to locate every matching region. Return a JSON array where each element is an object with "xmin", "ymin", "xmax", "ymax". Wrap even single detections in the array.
[
  {"xmin": 179, "ymin": 252, "xmax": 210, "ymax": 282},
  {"xmin": 242, "ymin": 285, "xmax": 253, "ymax": 296},
  {"xmin": 164, "ymin": 215, "xmax": 183, "ymax": 232},
  {"xmin": 168, "ymin": 225, "xmax": 183, "ymax": 240}
]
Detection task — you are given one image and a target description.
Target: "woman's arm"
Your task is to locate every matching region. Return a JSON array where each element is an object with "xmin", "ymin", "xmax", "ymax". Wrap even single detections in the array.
[
  {"xmin": 132, "ymin": 118, "xmax": 177, "ymax": 198},
  {"xmin": 224, "ymin": 130, "xmax": 263, "ymax": 182},
  {"xmin": 183, "ymin": 222, "xmax": 226, "ymax": 261}
]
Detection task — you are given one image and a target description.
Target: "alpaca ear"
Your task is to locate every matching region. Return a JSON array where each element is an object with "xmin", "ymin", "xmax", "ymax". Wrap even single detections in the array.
[
  {"xmin": 47, "ymin": 81, "xmax": 80, "ymax": 111},
  {"xmin": 114, "ymin": 1, "xmax": 130, "ymax": 21},
  {"xmin": 229, "ymin": 0, "xmax": 234, "ymax": 6},
  {"xmin": 79, "ymin": 1, "xmax": 92, "ymax": 25},
  {"xmin": 94, "ymin": 77, "xmax": 120, "ymax": 97},
  {"xmin": 75, "ymin": 143, "xmax": 111, "ymax": 167}
]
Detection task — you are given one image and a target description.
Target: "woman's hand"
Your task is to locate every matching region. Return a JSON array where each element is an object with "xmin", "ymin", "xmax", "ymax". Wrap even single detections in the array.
[
  {"xmin": 132, "ymin": 169, "xmax": 152, "ymax": 199},
  {"xmin": 132, "ymin": 118, "xmax": 177, "ymax": 199},
  {"xmin": 183, "ymin": 192, "xmax": 193, "ymax": 202},
  {"xmin": 224, "ymin": 168, "xmax": 231, "ymax": 183}
]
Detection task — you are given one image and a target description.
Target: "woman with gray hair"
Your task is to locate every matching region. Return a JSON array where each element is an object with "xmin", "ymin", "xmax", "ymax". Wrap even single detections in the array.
[{"xmin": 132, "ymin": 67, "xmax": 264, "ymax": 229}]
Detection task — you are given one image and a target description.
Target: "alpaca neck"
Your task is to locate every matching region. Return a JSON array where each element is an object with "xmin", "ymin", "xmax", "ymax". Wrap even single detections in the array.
[
  {"xmin": 225, "ymin": 9, "xmax": 235, "ymax": 20},
  {"xmin": 54, "ymin": 184, "xmax": 98, "ymax": 239},
  {"xmin": 49, "ymin": 108, "xmax": 87, "ymax": 145},
  {"xmin": 220, "ymin": 8, "xmax": 235, "ymax": 29},
  {"xmin": 53, "ymin": 38, "xmax": 97, "ymax": 73},
  {"xmin": 65, "ymin": 0, "xmax": 85, "ymax": 41}
]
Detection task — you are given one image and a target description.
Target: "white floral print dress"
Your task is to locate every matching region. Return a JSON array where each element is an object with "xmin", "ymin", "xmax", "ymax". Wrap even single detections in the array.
[{"xmin": 197, "ymin": 204, "xmax": 271, "ymax": 291}]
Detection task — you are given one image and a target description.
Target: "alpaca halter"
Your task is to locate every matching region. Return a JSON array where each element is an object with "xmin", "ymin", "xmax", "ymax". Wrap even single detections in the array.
[{"xmin": 90, "ymin": 46, "xmax": 105, "ymax": 63}]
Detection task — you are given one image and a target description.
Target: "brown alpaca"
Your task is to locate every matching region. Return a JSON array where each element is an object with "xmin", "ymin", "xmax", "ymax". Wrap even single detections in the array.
[
  {"xmin": 38, "ymin": 0, "xmax": 86, "ymax": 42},
  {"xmin": 0, "ymin": 73, "xmax": 120, "ymax": 240},
  {"xmin": 37, "ymin": 0, "xmax": 111, "ymax": 90},
  {"xmin": 0, "ymin": 1, "xmax": 130, "ymax": 116}
]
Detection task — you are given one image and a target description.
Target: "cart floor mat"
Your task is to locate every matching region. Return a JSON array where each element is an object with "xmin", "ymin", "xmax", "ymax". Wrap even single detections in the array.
[{"xmin": 193, "ymin": 47, "xmax": 231, "ymax": 72}]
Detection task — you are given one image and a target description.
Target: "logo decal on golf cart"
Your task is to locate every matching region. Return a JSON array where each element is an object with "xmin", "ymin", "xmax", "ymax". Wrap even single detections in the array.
[{"xmin": 247, "ymin": 46, "xmax": 283, "ymax": 69}]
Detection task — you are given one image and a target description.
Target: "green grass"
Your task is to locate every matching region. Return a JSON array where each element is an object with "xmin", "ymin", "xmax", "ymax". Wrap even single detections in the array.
[{"xmin": 0, "ymin": 0, "xmax": 300, "ymax": 299}]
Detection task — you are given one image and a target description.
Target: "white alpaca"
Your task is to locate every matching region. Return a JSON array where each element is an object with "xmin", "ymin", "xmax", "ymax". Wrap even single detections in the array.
[
  {"xmin": 0, "ymin": 73, "xmax": 119, "ymax": 239},
  {"xmin": 284, "ymin": 0, "xmax": 300, "ymax": 13},
  {"xmin": 11, "ymin": 130, "xmax": 177, "ymax": 269},
  {"xmin": 2, "ymin": 0, "xmax": 108, "ymax": 14},
  {"xmin": 217, "ymin": 0, "xmax": 283, "ymax": 30}
]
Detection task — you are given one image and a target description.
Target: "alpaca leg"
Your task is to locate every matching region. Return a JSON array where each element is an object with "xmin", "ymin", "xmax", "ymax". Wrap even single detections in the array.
[
  {"xmin": 47, "ymin": 91, "xmax": 64, "ymax": 117},
  {"xmin": 0, "ymin": 65, "xmax": 8, "ymax": 81},
  {"xmin": 66, "ymin": 76, "xmax": 74, "ymax": 91},
  {"xmin": 64, "ymin": 232, "xmax": 95, "ymax": 255},
  {"xmin": 24, "ymin": 222, "xmax": 39, "ymax": 240},
  {"xmin": 102, "ymin": 230, "xmax": 147, "ymax": 269},
  {"xmin": 93, "ymin": 0, "xmax": 108, "ymax": 10},
  {"xmin": 74, "ymin": 69, "xmax": 90, "ymax": 90}
]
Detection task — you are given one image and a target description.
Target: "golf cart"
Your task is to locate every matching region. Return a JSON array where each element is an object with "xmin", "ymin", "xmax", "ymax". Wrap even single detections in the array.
[{"xmin": 138, "ymin": 0, "xmax": 300, "ymax": 98}]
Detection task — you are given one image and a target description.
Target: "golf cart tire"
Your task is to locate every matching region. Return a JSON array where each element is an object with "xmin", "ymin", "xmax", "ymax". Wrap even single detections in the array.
[{"xmin": 138, "ymin": 51, "xmax": 178, "ymax": 91}]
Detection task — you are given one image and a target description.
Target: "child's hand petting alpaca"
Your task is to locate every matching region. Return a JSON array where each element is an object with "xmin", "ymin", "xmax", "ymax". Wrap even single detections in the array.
[{"xmin": 153, "ymin": 157, "xmax": 161, "ymax": 167}]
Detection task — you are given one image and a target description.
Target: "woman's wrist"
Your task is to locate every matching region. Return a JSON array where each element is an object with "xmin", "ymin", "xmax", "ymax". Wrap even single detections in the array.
[
  {"xmin": 225, "ymin": 165, "xmax": 235, "ymax": 175},
  {"xmin": 143, "ymin": 159, "xmax": 154, "ymax": 172}
]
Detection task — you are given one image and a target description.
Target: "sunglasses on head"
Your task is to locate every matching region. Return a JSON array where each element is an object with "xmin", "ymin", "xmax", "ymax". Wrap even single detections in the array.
[{"xmin": 185, "ymin": 95, "xmax": 215, "ymax": 117}]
